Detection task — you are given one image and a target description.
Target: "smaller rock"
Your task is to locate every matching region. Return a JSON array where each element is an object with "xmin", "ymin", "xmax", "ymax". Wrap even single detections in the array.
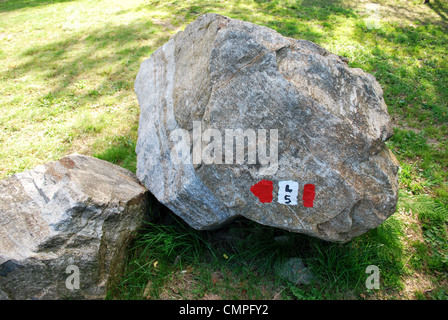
[
  {"xmin": 276, "ymin": 258, "xmax": 314, "ymax": 285},
  {"xmin": 0, "ymin": 154, "xmax": 150, "ymax": 300}
]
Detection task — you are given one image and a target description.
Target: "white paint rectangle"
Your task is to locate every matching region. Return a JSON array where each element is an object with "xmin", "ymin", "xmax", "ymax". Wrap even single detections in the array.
[{"xmin": 278, "ymin": 181, "xmax": 298, "ymax": 205}]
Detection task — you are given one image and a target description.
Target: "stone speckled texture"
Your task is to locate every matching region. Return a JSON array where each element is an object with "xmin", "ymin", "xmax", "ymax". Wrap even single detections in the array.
[
  {"xmin": 135, "ymin": 13, "xmax": 399, "ymax": 242},
  {"xmin": 0, "ymin": 154, "xmax": 150, "ymax": 299}
]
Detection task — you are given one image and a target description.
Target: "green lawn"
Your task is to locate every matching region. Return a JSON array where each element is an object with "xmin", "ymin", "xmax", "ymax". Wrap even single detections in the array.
[{"xmin": 1, "ymin": 0, "xmax": 447, "ymax": 300}]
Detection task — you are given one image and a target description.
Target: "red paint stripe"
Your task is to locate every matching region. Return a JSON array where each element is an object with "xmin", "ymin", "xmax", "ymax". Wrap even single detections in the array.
[
  {"xmin": 303, "ymin": 184, "xmax": 315, "ymax": 207},
  {"xmin": 250, "ymin": 180, "xmax": 273, "ymax": 203}
]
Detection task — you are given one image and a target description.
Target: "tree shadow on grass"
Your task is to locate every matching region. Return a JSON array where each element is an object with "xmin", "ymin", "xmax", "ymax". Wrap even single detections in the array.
[
  {"xmin": 351, "ymin": 23, "xmax": 448, "ymax": 125},
  {"xmin": 244, "ymin": 0, "xmax": 355, "ymax": 42},
  {"xmin": 141, "ymin": 0, "xmax": 354, "ymax": 43},
  {"xmin": 0, "ymin": 0, "xmax": 75, "ymax": 13},
  {"xmin": 0, "ymin": 18, "xmax": 172, "ymax": 174},
  {"xmin": 259, "ymin": 0, "xmax": 355, "ymax": 42},
  {"xmin": 428, "ymin": 0, "xmax": 448, "ymax": 24},
  {"xmin": 3, "ymin": 20, "xmax": 169, "ymax": 97}
]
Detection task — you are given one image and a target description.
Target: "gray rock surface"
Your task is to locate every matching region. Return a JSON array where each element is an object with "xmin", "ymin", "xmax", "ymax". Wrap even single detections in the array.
[
  {"xmin": 135, "ymin": 13, "xmax": 399, "ymax": 242},
  {"xmin": 0, "ymin": 154, "xmax": 150, "ymax": 299}
]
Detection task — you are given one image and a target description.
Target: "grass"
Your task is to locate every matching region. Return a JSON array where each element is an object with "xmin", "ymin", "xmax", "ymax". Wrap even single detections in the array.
[
  {"xmin": 107, "ymin": 210, "xmax": 405, "ymax": 300},
  {"xmin": 1, "ymin": 0, "xmax": 447, "ymax": 300}
]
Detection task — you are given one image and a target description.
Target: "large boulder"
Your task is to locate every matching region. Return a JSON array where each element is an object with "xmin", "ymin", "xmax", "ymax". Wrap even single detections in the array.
[
  {"xmin": 135, "ymin": 13, "xmax": 399, "ymax": 242},
  {"xmin": 0, "ymin": 154, "xmax": 150, "ymax": 299}
]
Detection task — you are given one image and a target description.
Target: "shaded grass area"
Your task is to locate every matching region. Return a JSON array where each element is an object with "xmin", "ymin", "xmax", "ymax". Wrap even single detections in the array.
[
  {"xmin": 110, "ymin": 189, "xmax": 446, "ymax": 300},
  {"xmin": 108, "ymin": 208, "xmax": 405, "ymax": 300},
  {"xmin": 1, "ymin": 0, "xmax": 447, "ymax": 300}
]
